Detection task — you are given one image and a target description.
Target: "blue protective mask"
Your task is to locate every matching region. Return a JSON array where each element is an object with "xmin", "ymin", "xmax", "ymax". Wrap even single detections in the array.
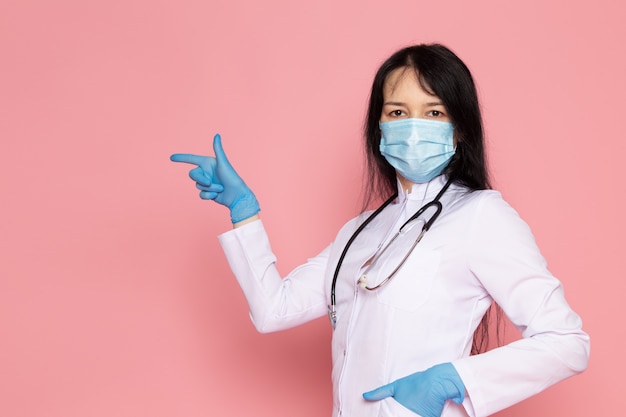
[{"xmin": 379, "ymin": 118, "xmax": 456, "ymax": 184}]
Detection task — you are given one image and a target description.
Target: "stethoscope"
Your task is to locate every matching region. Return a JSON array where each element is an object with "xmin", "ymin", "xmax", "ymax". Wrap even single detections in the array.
[{"xmin": 327, "ymin": 178, "xmax": 453, "ymax": 329}]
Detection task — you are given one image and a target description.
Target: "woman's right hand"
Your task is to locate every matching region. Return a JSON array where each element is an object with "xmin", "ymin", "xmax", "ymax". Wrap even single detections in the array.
[{"xmin": 170, "ymin": 133, "xmax": 260, "ymax": 223}]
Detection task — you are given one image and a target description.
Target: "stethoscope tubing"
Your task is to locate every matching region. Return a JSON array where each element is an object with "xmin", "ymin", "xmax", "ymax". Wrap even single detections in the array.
[{"xmin": 328, "ymin": 178, "xmax": 453, "ymax": 328}]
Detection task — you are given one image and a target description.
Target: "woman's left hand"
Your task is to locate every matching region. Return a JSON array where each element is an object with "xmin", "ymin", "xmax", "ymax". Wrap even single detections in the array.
[{"xmin": 362, "ymin": 363, "xmax": 465, "ymax": 417}]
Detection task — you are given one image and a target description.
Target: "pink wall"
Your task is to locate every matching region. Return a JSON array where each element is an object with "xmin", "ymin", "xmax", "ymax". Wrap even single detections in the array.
[{"xmin": 1, "ymin": 0, "xmax": 623, "ymax": 415}]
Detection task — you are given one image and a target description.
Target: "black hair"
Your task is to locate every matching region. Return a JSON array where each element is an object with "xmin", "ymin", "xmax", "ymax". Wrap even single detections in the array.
[
  {"xmin": 364, "ymin": 43, "xmax": 491, "ymax": 207},
  {"xmin": 362, "ymin": 44, "xmax": 500, "ymax": 354}
]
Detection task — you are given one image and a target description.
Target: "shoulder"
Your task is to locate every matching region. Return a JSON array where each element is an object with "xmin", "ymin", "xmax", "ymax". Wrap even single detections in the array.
[
  {"xmin": 460, "ymin": 189, "xmax": 540, "ymax": 255},
  {"xmin": 444, "ymin": 186, "xmax": 508, "ymax": 217},
  {"xmin": 448, "ymin": 186, "xmax": 516, "ymax": 215},
  {"xmin": 443, "ymin": 187, "xmax": 535, "ymax": 244},
  {"xmin": 331, "ymin": 197, "xmax": 400, "ymax": 245},
  {"xmin": 470, "ymin": 190, "xmax": 524, "ymax": 225},
  {"xmin": 334, "ymin": 209, "xmax": 377, "ymax": 239}
]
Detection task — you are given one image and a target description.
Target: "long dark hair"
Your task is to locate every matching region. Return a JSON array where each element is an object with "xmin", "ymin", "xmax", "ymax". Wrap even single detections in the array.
[{"xmin": 363, "ymin": 43, "xmax": 500, "ymax": 354}]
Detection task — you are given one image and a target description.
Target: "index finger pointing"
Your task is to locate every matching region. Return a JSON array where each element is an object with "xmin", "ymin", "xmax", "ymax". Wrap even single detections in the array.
[{"xmin": 170, "ymin": 153, "xmax": 207, "ymax": 166}]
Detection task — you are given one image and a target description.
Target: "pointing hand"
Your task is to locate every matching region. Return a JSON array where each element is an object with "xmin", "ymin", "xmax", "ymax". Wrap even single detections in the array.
[{"xmin": 170, "ymin": 133, "xmax": 260, "ymax": 223}]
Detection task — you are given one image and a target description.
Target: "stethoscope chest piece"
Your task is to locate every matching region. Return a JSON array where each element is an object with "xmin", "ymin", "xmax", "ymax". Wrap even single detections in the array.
[{"xmin": 328, "ymin": 305, "xmax": 337, "ymax": 330}]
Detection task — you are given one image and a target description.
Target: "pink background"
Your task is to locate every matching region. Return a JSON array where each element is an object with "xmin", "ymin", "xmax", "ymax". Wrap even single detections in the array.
[{"xmin": 1, "ymin": 0, "xmax": 623, "ymax": 415}]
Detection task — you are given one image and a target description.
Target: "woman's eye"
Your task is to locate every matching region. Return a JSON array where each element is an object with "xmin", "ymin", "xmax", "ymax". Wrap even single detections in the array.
[
  {"xmin": 429, "ymin": 110, "xmax": 443, "ymax": 117},
  {"xmin": 390, "ymin": 110, "xmax": 404, "ymax": 117}
]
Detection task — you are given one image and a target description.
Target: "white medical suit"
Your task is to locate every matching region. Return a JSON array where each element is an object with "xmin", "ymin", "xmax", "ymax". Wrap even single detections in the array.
[{"xmin": 218, "ymin": 175, "xmax": 590, "ymax": 417}]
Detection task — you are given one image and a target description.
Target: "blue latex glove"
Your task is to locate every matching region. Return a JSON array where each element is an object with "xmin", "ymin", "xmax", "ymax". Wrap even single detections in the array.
[
  {"xmin": 170, "ymin": 133, "xmax": 260, "ymax": 223},
  {"xmin": 363, "ymin": 363, "xmax": 465, "ymax": 417}
]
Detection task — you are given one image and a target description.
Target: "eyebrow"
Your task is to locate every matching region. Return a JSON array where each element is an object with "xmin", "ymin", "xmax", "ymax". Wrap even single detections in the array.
[
  {"xmin": 383, "ymin": 101, "xmax": 407, "ymax": 106},
  {"xmin": 383, "ymin": 101, "xmax": 445, "ymax": 107}
]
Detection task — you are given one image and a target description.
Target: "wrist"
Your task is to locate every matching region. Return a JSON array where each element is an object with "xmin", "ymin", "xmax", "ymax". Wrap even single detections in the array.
[
  {"xmin": 433, "ymin": 363, "xmax": 466, "ymax": 404},
  {"xmin": 233, "ymin": 214, "xmax": 260, "ymax": 228},
  {"xmin": 229, "ymin": 192, "xmax": 260, "ymax": 224}
]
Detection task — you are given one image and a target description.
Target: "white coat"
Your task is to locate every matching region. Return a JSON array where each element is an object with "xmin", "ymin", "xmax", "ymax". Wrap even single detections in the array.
[{"xmin": 218, "ymin": 175, "xmax": 590, "ymax": 417}]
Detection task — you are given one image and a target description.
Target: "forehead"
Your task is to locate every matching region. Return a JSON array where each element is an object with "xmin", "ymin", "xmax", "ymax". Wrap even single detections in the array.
[{"xmin": 383, "ymin": 66, "xmax": 436, "ymax": 99}]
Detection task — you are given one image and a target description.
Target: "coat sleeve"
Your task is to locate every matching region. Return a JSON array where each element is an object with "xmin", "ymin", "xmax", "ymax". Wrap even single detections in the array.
[
  {"xmin": 217, "ymin": 219, "xmax": 331, "ymax": 333},
  {"xmin": 452, "ymin": 192, "xmax": 590, "ymax": 417}
]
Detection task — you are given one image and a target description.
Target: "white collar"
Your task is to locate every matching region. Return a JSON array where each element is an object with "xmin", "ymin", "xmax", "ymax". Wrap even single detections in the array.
[{"xmin": 396, "ymin": 175, "xmax": 450, "ymax": 203}]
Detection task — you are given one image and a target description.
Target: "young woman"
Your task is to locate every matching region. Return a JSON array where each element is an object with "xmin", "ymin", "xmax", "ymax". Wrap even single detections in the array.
[{"xmin": 171, "ymin": 44, "xmax": 589, "ymax": 417}]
